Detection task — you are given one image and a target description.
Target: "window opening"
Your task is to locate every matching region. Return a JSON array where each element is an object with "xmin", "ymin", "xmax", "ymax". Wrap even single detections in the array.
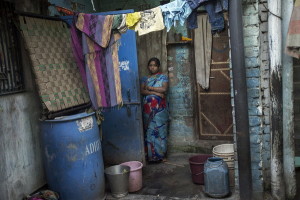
[{"xmin": 0, "ymin": 1, "xmax": 24, "ymax": 95}]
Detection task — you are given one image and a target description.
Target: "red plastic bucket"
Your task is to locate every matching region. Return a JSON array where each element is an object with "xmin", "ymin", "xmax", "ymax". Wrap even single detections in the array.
[{"xmin": 189, "ymin": 154, "xmax": 212, "ymax": 184}]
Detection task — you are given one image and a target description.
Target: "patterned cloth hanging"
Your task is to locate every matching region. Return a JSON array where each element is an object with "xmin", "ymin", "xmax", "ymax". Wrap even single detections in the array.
[
  {"xmin": 135, "ymin": 6, "xmax": 165, "ymax": 36},
  {"xmin": 71, "ymin": 13, "xmax": 122, "ymax": 109}
]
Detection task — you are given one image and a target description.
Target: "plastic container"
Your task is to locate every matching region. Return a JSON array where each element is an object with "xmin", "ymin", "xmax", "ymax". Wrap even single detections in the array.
[
  {"xmin": 189, "ymin": 154, "xmax": 212, "ymax": 184},
  {"xmin": 204, "ymin": 157, "xmax": 230, "ymax": 198},
  {"xmin": 213, "ymin": 144, "xmax": 234, "ymax": 168},
  {"xmin": 213, "ymin": 144, "xmax": 235, "ymax": 186},
  {"xmin": 105, "ymin": 165, "xmax": 131, "ymax": 198},
  {"xmin": 120, "ymin": 161, "xmax": 143, "ymax": 192},
  {"xmin": 40, "ymin": 112, "xmax": 105, "ymax": 200}
]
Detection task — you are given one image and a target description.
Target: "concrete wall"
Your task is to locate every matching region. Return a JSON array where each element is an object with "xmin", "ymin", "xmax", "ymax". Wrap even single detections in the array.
[
  {"xmin": 0, "ymin": 1, "xmax": 46, "ymax": 199},
  {"xmin": 0, "ymin": 0, "xmax": 97, "ymax": 199},
  {"xmin": 166, "ymin": 27, "xmax": 197, "ymax": 152}
]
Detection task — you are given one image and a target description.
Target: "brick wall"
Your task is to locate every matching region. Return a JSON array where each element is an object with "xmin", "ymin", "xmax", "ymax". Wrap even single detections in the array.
[
  {"xmin": 244, "ymin": 0, "xmax": 264, "ymax": 196},
  {"xmin": 259, "ymin": 0, "xmax": 271, "ymax": 191},
  {"xmin": 232, "ymin": 0, "xmax": 270, "ymax": 198}
]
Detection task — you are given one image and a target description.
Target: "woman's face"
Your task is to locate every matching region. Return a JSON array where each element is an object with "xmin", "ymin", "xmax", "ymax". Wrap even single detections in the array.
[{"xmin": 148, "ymin": 61, "xmax": 159, "ymax": 74}]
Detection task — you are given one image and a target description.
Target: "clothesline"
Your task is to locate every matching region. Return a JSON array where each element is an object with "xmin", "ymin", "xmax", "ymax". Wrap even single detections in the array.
[
  {"xmin": 69, "ymin": 0, "xmax": 228, "ymax": 109},
  {"xmin": 60, "ymin": 0, "xmax": 228, "ymax": 36},
  {"xmin": 103, "ymin": 0, "xmax": 228, "ymax": 36}
]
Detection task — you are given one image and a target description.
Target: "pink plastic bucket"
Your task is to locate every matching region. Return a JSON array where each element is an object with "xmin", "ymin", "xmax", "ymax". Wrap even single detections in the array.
[{"xmin": 120, "ymin": 161, "xmax": 143, "ymax": 192}]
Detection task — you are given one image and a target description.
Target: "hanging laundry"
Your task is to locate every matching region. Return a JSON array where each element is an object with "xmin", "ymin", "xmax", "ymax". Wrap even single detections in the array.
[
  {"xmin": 286, "ymin": 0, "xmax": 300, "ymax": 58},
  {"xmin": 160, "ymin": 0, "xmax": 192, "ymax": 32},
  {"xmin": 126, "ymin": 12, "xmax": 141, "ymax": 29},
  {"xmin": 71, "ymin": 13, "xmax": 122, "ymax": 109},
  {"xmin": 187, "ymin": 0, "xmax": 228, "ymax": 33},
  {"xmin": 76, "ymin": 13, "xmax": 116, "ymax": 47},
  {"xmin": 112, "ymin": 14, "xmax": 123, "ymax": 30},
  {"xmin": 117, "ymin": 14, "xmax": 128, "ymax": 34},
  {"xmin": 194, "ymin": 15, "xmax": 212, "ymax": 89},
  {"xmin": 135, "ymin": 7, "xmax": 165, "ymax": 36}
]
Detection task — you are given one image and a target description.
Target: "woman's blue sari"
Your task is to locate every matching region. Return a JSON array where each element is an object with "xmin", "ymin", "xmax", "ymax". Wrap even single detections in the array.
[{"xmin": 141, "ymin": 73, "xmax": 169, "ymax": 162}]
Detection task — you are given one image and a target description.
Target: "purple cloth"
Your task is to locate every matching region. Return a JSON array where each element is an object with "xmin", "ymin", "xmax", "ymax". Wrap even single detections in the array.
[
  {"xmin": 70, "ymin": 13, "xmax": 122, "ymax": 109},
  {"xmin": 105, "ymin": 40, "xmax": 117, "ymax": 106},
  {"xmin": 70, "ymin": 23, "xmax": 87, "ymax": 87}
]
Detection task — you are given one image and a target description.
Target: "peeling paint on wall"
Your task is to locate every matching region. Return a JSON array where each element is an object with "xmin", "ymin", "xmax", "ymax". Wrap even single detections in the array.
[{"xmin": 119, "ymin": 60, "xmax": 130, "ymax": 71}]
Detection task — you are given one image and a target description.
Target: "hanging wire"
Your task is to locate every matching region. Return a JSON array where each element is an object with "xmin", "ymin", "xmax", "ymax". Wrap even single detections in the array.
[
  {"xmin": 261, "ymin": 2, "xmax": 282, "ymax": 20},
  {"xmin": 91, "ymin": 0, "xmax": 96, "ymax": 11}
]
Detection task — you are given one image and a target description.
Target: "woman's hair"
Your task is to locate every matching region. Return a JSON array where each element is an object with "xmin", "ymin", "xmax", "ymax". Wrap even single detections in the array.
[{"xmin": 147, "ymin": 57, "xmax": 160, "ymax": 67}]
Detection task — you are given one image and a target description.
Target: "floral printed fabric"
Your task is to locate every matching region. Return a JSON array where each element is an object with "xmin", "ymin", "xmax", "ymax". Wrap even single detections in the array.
[{"xmin": 141, "ymin": 74, "xmax": 169, "ymax": 161}]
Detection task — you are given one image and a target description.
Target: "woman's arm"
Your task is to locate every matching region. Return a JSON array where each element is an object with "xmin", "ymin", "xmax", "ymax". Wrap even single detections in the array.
[
  {"xmin": 141, "ymin": 83, "xmax": 165, "ymax": 98},
  {"xmin": 146, "ymin": 82, "xmax": 168, "ymax": 94}
]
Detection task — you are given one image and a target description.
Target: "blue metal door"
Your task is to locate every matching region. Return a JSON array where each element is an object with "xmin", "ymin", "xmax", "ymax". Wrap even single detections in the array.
[
  {"xmin": 61, "ymin": 10, "xmax": 145, "ymax": 165},
  {"xmin": 96, "ymin": 10, "xmax": 145, "ymax": 165}
]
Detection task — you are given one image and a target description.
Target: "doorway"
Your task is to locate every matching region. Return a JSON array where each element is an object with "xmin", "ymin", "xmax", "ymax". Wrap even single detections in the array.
[{"xmin": 195, "ymin": 15, "xmax": 233, "ymax": 140}]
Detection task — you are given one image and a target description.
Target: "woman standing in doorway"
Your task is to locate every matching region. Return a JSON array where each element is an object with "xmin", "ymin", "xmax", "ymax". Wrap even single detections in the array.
[{"xmin": 141, "ymin": 57, "xmax": 169, "ymax": 162}]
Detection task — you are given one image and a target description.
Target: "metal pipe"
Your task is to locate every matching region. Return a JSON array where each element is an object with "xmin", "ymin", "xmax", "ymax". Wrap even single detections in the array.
[
  {"xmin": 282, "ymin": 0, "xmax": 296, "ymax": 199},
  {"xmin": 268, "ymin": 0, "xmax": 285, "ymax": 199},
  {"xmin": 229, "ymin": 0, "xmax": 252, "ymax": 200}
]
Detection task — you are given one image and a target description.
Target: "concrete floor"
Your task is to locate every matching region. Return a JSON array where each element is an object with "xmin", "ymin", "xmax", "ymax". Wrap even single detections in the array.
[{"xmin": 106, "ymin": 153, "xmax": 237, "ymax": 200}]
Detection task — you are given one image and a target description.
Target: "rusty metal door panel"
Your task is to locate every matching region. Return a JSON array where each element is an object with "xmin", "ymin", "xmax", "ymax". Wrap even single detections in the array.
[{"xmin": 198, "ymin": 24, "xmax": 233, "ymax": 140}]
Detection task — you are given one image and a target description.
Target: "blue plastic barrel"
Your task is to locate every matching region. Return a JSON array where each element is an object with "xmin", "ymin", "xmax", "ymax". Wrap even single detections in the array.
[
  {"xmin": 40, "ymin": 112, "xmax": 105, "ymax": 200},
  {"xmin": 204, "ymin": 157, "xmax": 230, "ymax": 198}
]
